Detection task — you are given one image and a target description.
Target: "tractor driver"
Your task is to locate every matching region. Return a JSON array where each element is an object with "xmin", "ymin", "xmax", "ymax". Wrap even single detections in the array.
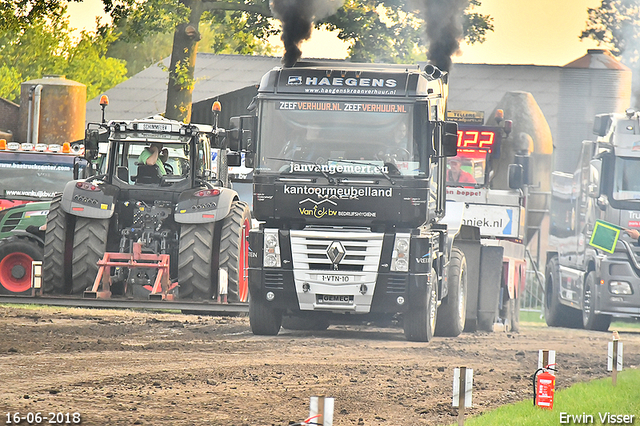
[
  {"xmin": 447, "ymin": 157, "xmax": 476, "ymax": 184},
  {"xmin": 139, "ymin": 142, "xmax": 168, "ymax": 175}
]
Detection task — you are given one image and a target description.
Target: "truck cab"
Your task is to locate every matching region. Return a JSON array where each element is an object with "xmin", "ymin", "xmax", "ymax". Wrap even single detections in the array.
[
  {"xmin": 235, "ymin": 61, "xmax": 463, "ymax": 341},
  {"xmin": 546, "ymin": 109, "xmax": 640, "ymax": 330}
]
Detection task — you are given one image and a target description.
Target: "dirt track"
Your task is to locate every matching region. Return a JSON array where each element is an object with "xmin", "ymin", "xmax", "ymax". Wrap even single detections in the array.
[{"xmin": 0, "ymin": 305, "xmax": 639, "ymax": 426}]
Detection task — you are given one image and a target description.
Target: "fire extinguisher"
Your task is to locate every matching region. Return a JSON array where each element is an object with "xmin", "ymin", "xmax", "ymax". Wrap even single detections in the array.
[{"xmin": 533, "ymin": 364, "xmax": 557, "ymax": 409}]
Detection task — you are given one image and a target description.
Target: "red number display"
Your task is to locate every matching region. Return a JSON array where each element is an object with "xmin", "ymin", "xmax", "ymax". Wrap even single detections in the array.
[{"xmin": 456, "ymin": 129, "xmax": 496, "ymax": 152}]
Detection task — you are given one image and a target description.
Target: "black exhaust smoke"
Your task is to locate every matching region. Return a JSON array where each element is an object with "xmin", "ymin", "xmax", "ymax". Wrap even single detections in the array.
[
  {"xmin": 419, "ymin": 0, "xmax": 469, "ymax": 72},
  {"xmin": 270, "ymin": 0, "xmax": 344, "ymax": 67}
]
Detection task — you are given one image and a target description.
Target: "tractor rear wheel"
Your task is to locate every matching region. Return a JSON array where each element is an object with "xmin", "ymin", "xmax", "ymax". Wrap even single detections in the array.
[
  {"xmin": 43, "ymin": 196, "xmax": 72, "ymax": 294},
  {"xmin": 71, "ymin": 218, "xmax": 109, "ymax": 294},
  {"xmin": 0, "ymin": 236, "xmax": 42, "ymax": 294},
  {"xmin": 218, "ymin": 201, "xmax": 251, "ymax": 302},
  {"xmin": 178, "ymin": 223, "xmax": 215, "ymax": 300}
]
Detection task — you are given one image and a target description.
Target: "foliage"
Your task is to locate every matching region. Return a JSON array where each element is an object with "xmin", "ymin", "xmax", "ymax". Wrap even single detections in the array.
[
  {"xmin": 0, "ymin": 5, "xmax": 127, "ymax": 103},
  {"xmin": 580, "ymin": 0, "xmax": 640, "ymax": 66}
]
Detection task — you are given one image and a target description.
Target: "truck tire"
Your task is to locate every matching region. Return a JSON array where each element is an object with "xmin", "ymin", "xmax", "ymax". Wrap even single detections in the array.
[
  {"xmin": 71, "ymin": 218, "xmax": 108, "ymax": 294},
  {"xmin": 218, "ymin": 201, "xmax": 250, "ymax": 303},
  {"xmin": 544, "ymin": 256, "xmax": 582, "ymax": 328},
  {"xmin": 249, "ymin": 297, "xmax": 282, "ymax": 335},
  {"xmin": 404, "ymin": 269, "xmax": 438, "ymax": 342},
  {"xmin": 178, "ymin": 223, "xmax": 215, "ymax": 300},
  {"xmin": 43, "ymin": 196, "xmax": 72, "ymax": 294},
  {"xmin": 435, "ymin": 248, "xmax": 467, "ymax": 337},
  {"xmin": 582, "ymin": 271, "xmax": 612, "ymax": 331},
  {"xmin": 0, "ymin": 236, "xmax": 42, "ymax": 294}
]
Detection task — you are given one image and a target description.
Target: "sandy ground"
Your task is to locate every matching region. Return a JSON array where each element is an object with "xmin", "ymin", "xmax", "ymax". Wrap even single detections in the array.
[{"xmin": 0, "ymin": 305, "xmax": 638, "ymax": 426}]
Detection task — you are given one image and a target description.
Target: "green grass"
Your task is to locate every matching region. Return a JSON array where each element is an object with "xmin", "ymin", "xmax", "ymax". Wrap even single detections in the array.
[
  {"xmin": 520, "ymin": 309, "xmax": 640, "ymax": 330},
  {"xmin": 451, "ymin": 369, "xmax": 640, "ymax": 426}
]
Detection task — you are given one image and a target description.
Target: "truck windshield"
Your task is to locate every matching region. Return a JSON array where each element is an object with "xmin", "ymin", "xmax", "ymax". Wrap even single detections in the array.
[
  {"xmin": 256, "ymin": 99, "xmax": 422, "ymax": 177},
  {"xmin": 0, "ymin": 152, "xmax": 75, "ymax": 200},
  {"xmin": 612, "ymin": 156, "xmax": 640, "ymax": 200}
]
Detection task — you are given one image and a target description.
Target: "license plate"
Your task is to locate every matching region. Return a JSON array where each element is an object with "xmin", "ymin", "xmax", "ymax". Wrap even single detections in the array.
[
  {"xmin": 319, "ymin": 274, "xmax": 353, "ymax": 283},
  {"xmin": 317, "ymin": 294, "xmax": 354, "ymax": 305}
]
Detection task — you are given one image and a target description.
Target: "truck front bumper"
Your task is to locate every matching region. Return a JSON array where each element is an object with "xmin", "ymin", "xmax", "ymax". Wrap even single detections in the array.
[
  {"xmin": 248, "ymin": 267, "xmax": 429, "ymax": 315},
  {"xmin": 596, "ymin": 259, "xmax": 640, "ymax": 317}
]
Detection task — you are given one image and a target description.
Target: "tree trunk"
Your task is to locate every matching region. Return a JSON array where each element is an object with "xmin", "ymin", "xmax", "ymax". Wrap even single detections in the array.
[{"xmin": 165, "ymin": 0, "xmax": 204, "ymax": 122}]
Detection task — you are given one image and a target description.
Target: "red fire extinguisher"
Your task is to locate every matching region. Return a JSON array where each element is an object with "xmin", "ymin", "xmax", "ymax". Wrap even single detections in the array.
[{"xmin": 533, "ymin": 365, "xmax": 556, "ymax": 410}]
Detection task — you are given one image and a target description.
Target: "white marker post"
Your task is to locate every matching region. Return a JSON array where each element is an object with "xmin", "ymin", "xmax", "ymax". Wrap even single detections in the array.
[
  {"xmin": 452, "ymin": 367, "xmax": 473, "ymax": 426},
  {"xmin": 309, "ymin": 396, "xmax": 334, "ymax": 426},
  {"xmin": 218, "ymin": 268, "xmax": 228, "ymax": 303},
  {"xmin": 607, "ymin": 338, "xmax": 623, "ymax": 386},
  {"xmin": 538, "ymin": 350, "xmax": 556, "ymax": 376}
]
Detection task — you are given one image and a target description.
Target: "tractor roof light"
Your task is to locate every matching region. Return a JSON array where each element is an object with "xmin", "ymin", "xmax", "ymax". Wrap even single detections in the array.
[
  {"xmin": 0, "ymin": 139, "xmax": 7, "ymax": 150},
  {"xmin": 212, "ymin": 100, "xmax": 222, "ymax": 112},
  {"xmin": 100, "ymin": 95, "xmax": 109, "ymax": 106},
  {"xmin": 62, "ymin": 142, "xmax": 71, "ymax": 153}
]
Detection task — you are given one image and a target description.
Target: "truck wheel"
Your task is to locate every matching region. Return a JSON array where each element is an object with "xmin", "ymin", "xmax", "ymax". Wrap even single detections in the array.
[
  {"xmin": 218, "ymin": 201, "xmax": 250, "ymax": 303},
  {"xmin": 249, "ymin": 297, "xmax": 282, "ymax": 335},
  {"xmin": 544, "ymin": 256, "xmax": 582, "ymax": 328},
  {"xmin": 43, "ymin": 196, "xmax": 72, "ymax": 294},
  {"xmin": 281, "ymin": 315, "xmax": 330, "ymax": 331},
  {"xmin": 0, "ymin": 236, "xmax": 42, "ymax": 294},
  {"xmin": 404, "ymin": 269, "xmax": 438, "ymax": 342},
  {"xmin": 435, "ymin": 248, "xmax": 467, "ymax": 337},
  {"xmin": 178, "ymin": 223, "xmax": 215, "ymax": 300},
  {"xmin": 582, "ymin": 271, "xmax": 612, "ymax": 331},
  {"xmin": 71, "ymin": 218, "xmax": 108, "ymax": 294}
]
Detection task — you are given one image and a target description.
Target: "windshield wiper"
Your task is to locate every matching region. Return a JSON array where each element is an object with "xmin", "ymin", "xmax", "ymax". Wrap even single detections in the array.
[
  {"xmin": 326, "ymin": 158, "xmax": 396, "ymax": 185},
  {"xmin": 267, "ymin": 157, "xmax": 335, "ymax": 184}
]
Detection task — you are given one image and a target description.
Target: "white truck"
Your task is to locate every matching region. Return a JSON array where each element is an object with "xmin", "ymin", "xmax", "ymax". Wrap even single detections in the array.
[{"xmin": 444, "ymin": 110, "xmax": 527, "ymax": 332}]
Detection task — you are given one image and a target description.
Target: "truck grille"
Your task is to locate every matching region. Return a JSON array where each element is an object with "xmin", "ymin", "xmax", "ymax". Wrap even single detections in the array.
[
  {"xmin": 290, "ymin": 230, "xmax": 383, "ymax": 272},
  {"xmin": 0, "ymin": 210, "xmax": 25, "ymax": 233},
  {"xmin": 386, "ymin": 276, "xmax": 407, "ymax": 294},
  {"xmin": 264, "ymin": 272, "xmax": 285, "ymax": 290}
]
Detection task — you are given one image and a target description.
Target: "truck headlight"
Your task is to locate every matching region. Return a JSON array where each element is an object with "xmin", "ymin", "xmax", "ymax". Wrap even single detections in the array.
[
  {"xmin": 263, "ymin": 229, "xmax": 281, "ymax": 268},
  {"xmin": 609, "ymin": 281, "xmax": 633, "ymax": 295},
  {"xmin": 391, "ymin": 233, "xmax": 410, "ymax": 272}
]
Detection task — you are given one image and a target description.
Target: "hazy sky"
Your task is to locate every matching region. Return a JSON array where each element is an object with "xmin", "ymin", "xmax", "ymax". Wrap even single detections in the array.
[{"xmin": 68, "ymin": 0, "xmax": 606, "ymax": 67}]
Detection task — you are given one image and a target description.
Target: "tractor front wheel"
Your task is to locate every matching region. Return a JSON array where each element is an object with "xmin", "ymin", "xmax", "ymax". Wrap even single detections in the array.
[{"xmin": 0, "ymin": 236, "xmax": 42, "ymax": 294}]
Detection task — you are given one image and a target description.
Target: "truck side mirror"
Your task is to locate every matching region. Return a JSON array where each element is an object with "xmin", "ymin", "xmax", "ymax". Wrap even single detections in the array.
[
  {"xmin": 85, "ymin": 129, "xmax": 100, "ymax": 161},
  {"xmin": 513, "ymin": 154, "xmax": 531, "ymax": 186},
  {"xmin": 443, "ymin": 121, "xmax": 458, "ymax": 157},
  {"xmin": 593, "ymin": 114, "xmax": 611, "ymax": 137},
  {"xmin": 228, "ymin": 115, "xmax": 254, "ymax": 152},
  {"xmin": 227, "ymin": 152, "xmax": 242, "ymax": 167},
  {"xmin": 589, "ymin": 158, "xmax": 602, "ymax": 197},
  {"xmin": 508, "ymin": 164, "xmax": 524, "ymax": 189}
]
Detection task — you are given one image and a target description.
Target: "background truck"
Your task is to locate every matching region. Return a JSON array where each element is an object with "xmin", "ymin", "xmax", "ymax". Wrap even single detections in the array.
[
  {"xmin": 41, "ymin": 114, "xmax": 251, "ymax": 305},
  {"xmin": 444, "ymin": 109, "xmax": 526, "ymax": 332},
  {"xmin": 231, "ymin": 61, "xmax": 483, "ymax": 342},
  {"xmin": 0, "ymin": 76, "xmax": 93, "ymax": 294},
  {"xmin": 545, "ymin": 109, "xmax": 640, "ymax": 330}
]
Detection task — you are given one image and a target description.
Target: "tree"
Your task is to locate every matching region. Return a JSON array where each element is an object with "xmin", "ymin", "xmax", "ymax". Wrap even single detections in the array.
[
  {"xmin": 581, "ymin": 0, "xmax": 640, "ymax": 65},
  {"xmin": 106, "ymin": 0, "xmax": 491, "ymax": 122},
  {"xmin": 0, "ymin": 4, "xmax": 127, "ymax": 103},
  {"xmin": 580, "ymin": 0, "xmax": 640, "ymax": 106}
]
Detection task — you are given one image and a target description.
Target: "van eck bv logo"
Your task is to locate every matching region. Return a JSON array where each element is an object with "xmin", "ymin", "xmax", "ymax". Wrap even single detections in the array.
[{"xmin": 287, "ymin": 75, "xmax": 397, "ymax": 89}]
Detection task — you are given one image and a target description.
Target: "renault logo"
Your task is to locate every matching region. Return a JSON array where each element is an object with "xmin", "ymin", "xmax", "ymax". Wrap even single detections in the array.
[{"xmin": 327, "ymin": 241, "xmax": 346, "ymax": 267}]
